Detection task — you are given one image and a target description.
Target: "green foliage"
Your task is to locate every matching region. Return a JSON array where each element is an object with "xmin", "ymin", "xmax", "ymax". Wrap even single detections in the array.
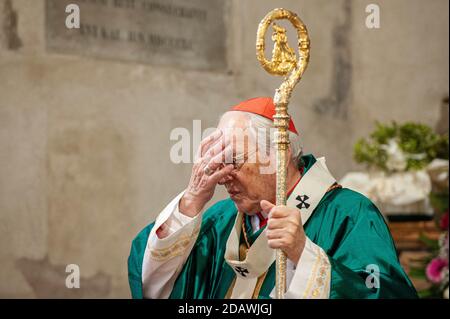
[
  {"xmin": 418, "ymin": 287, "xmax": 442, "ymax": 299},
  {"xmin": 354, "ymin": 121, "xmax": 449, "ymax": 172},
  {"xmin": 430, "ymin": 192, "xmax": 450, "ymax": 218},
  {"xmin": 409, "ymin": 241, "xmax": 443, "ymax": 299},
  {"xmin": 409, "ymin": 266, "xmax": 426, "ymax": 279},
  {"xmin": 418, "ymin": 233, "xmax": 440, "ymax": 251}
]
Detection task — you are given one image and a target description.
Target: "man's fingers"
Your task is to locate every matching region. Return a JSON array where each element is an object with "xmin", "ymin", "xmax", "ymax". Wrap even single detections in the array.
[
  {"xmin": 202, "ymin": 144, "xmax": 233, "ymax": 176},
  {"xmin": 266, "ymin": 217, "xmax": 285, "ymax": 230},
  {"xmin": 208, "ymin": 164, "xmax": 234, "ymax": 184},
  {"xmin": 206, "ymin": 145, "xmax": 234, "ymax": 172},
  {"xmin": 200, "ymin": 129, "xmax": 233, "ymax": 158},
  {"xmin": 260, "ymin": 200, "xmax": 275, "ymax": 215},
  {"xmin": 265, "ymin": 228, "xmax": 286, "ymax": 240},
  {"xmin": 217, "ymin": 173, "xmax": 233, "ymax": 185},
  {"xmin": 196, "ymin": 129, "xmax": 222, "ymax": 160},
  {"xmin": 267, "ymin": 239, "xmax": 287, "ymax": 250},
  {"xmin": 204, "ymin": 135, "xmax": 232, "ymax": 160},
  {"xmin": 268, "ymin": 206, "xmax": 292, "ymax": 219}
]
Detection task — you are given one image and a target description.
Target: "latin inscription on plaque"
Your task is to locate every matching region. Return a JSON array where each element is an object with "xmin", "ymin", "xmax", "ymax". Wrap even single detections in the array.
[{"xmin": 46, "ymin": 0, "xmax": 227, "ymax": 70}]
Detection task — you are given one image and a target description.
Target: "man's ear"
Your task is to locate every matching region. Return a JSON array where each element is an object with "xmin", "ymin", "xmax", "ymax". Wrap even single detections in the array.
[{"xmin": 286, "ymin": 145, "xmax": 293, "ymax": 165}]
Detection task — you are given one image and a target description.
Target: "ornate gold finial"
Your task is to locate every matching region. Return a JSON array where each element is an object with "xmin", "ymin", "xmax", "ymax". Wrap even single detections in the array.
[{"xmin": 256, "ymin": 8, "xmax": 310, "ymax": 79}]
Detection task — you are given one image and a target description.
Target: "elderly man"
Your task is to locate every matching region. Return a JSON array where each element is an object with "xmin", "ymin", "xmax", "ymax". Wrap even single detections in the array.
[{"xmin": 128, "ymin": 97, "xmax": 418, "ymax": 299}]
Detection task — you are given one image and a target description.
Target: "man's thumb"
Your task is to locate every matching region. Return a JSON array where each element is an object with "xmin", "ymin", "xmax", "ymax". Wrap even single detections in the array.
[{"xmin": 260, "ymin": 200, "xmax": 275, "ymax": 214}]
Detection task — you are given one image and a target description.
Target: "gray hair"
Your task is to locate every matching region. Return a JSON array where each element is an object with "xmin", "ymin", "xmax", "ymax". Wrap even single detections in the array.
[{"xmin": 220, "ymin": 111, "xmax": 303, "ymax": 169}]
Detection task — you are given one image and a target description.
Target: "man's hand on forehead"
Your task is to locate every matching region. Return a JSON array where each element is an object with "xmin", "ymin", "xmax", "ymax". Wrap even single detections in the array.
[
  {"xmin": 195, "ymin": 129, "xmax": 223, "ymax": 161},
  {"xmin": 201, "ymin": 128, "xmax": 257, "ymax": 175},
  {"xmin": 179, "ymin": 129, "xmax": 234, "ymax": 218},
  {"xmin": 202, "ymin": 130, "xmax": 234, "ymax": 175}
]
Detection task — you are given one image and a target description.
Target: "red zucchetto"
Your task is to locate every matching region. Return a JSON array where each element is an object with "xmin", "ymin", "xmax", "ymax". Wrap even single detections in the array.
[{"xmin": 230, "ymin": 97, "xmax": 299, "ymax": 135}]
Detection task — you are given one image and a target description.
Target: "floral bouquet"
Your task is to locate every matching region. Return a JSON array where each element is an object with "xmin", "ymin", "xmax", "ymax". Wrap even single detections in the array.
[
  {"xmin": 410, "ymin": 160, "xmax": 449, "ymax": 298},
  {"xmin": 341, "ymin": 122, "xmax": 448, "ymax": 215},
  {"xmin": 425, "ymin": 220, "xmax": 448, "ymax": 298},
  {"xmin": 411, "ymin": 210, "xmax": 449, "ymax": 298}
]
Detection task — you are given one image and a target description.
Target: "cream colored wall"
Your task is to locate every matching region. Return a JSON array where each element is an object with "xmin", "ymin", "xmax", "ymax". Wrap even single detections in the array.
[{"xmin": 0, "ymin": 0, "xmax": 448, "ymax": 297}]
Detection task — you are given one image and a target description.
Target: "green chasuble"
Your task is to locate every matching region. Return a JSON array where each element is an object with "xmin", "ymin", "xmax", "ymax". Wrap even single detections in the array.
[{"xmin": 128, "ymin": 154, "xmax": 418, "ymax": 299}]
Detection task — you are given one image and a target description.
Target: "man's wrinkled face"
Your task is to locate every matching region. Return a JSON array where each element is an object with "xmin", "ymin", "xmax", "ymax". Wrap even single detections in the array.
[{"xmin": 217, "ymin": 112, "xmax": 276, "ymax": 214}]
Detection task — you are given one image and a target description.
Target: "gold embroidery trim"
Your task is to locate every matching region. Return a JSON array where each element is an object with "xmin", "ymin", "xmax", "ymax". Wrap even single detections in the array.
[
  {"xmin": 252, "ymin": 270, "xmax": 268, "ymax": 299},
  {"xmin": 326, "ymin": 183, "xmax": 342, "ymax": 193},
  {"xmin": 150, "ymin": 227, "xmax": 200, "ymax": 261},
  {"xmin": 302, "ymin": 245, "xmax": 330, "ymax": 298}
]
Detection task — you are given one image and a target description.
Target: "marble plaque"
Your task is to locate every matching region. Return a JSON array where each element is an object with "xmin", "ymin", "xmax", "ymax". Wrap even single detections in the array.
[{"xmin": 46, "ymin": 0, "xmax": 227, "ymax": 70}]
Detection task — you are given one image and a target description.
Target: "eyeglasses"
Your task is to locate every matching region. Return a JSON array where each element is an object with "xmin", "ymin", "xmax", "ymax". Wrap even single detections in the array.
[
  {"xmin": 231, "ymin": 149, "xmax": 258, "ymax": 172},
  {"xmin": 231, "ymin": 158, "xmax": 245, "ymax": 172}
]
